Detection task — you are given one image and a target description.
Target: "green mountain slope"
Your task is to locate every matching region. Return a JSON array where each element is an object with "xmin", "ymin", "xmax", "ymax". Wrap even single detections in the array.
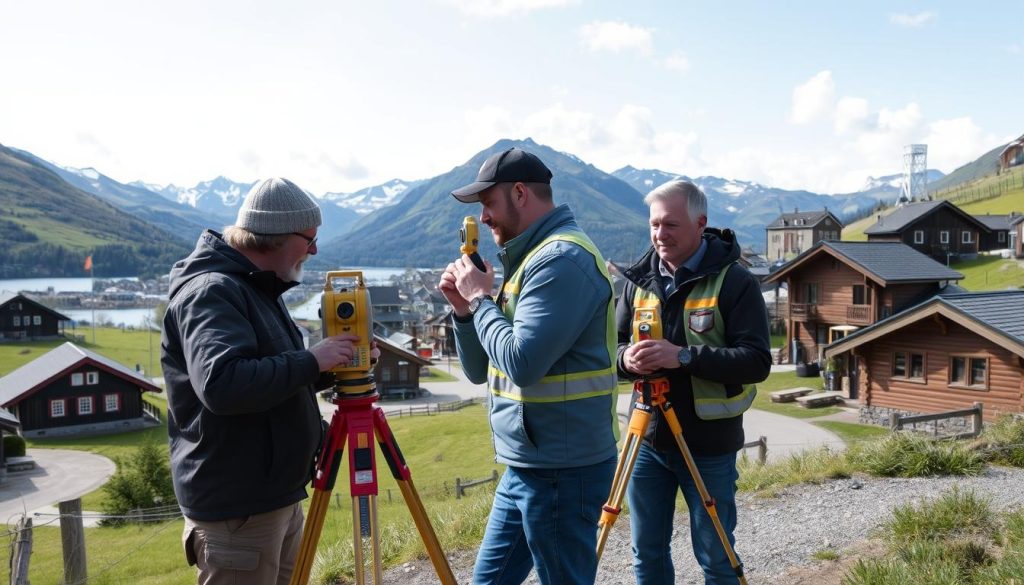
[
  {"xmin": 0, "ymin": 143, "xmax": 191, "ymax": 278},
  {"xmin": 317, "ymin": 138, "xmax": 651, "ymax": 269}
]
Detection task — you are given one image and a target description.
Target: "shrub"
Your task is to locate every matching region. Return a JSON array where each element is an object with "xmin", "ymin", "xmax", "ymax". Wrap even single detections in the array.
[
  {"xmin": 848, "ymin": 433, "xmax": 985, "ymax": 477},
  {"xmin": 3, "ymin": 434, "xmax": 26, "ymax": 458},
  {"xmin": 977, "ymin": 414, "xmax": 1024, "ymax": 467},
  {"xmin": 100, "ymin": 441, "xmax": 177, "ymax": 524}
]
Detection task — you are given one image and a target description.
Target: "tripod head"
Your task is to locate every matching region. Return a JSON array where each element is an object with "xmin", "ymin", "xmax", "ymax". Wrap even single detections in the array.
[{"xmin": 320, "ymin": 271, "xmax": 376, "ymax": 395}]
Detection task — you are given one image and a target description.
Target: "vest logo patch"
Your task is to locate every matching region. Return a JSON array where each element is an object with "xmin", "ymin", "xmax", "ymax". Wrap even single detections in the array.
[{"xmin": 688, "ymin": 309, "xmax": 715, "ymax": 333}]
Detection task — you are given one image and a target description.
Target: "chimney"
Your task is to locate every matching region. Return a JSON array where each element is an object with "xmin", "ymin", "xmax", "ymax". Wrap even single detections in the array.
[{"xmin": 877, "ymin": 214, "xmax": 882, "ymax": 226}]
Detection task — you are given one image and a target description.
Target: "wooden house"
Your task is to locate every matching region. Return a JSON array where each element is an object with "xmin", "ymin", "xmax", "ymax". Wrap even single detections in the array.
[
  {"xmin": 974, "ymin": 213, "xmax": 1019, "ymax": 252},
  {"xmin": 0, "ymin": 342, "xmax": 162, "ymax": 438},
  {"xmin": 0, "ymin": 293, "xmax": 71, "ymax": 341},
  {"xmin": 999, "ymin": 135, "xmax": 1024, "ymax": 172},
  {"xmin": 762, "ymin": 241, "xmax": 964, "ymax": 379},
  {"xmin": 1010, "ymin": 215, "xmax": 1024, "ymax": 259},
  {"xmin": 825, "ymin": 290, "xmax": 1024, "ymax": 422},
  {"xmin": 0, "ymin": 408, "xmax": 21, "ymax": 482},
  {"xmin": 864, "ymin": 200, "xmax": 992, "ymax": 262},
  {"xmin": 765, "ymin": 209, "xmax": 844, "ymax": 262},
  {"xmin": 367, "ymin": 286, "xmax": 419, "ymax": 337},
  {"xmin": 374, "ymin": 335, "xmax": 432, "ymax": 400}
]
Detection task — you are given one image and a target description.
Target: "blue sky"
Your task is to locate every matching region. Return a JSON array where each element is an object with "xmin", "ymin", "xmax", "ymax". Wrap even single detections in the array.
[{"xmin": 1, "ymin": 1, "xmax": 1021, "ymax": 196}]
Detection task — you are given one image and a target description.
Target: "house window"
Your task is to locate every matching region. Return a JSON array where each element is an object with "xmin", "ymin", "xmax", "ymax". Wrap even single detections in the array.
[
  {"xmin": 804, "ymin": 283, "xmax": 819, "ymax": 304},
  {"xmin": 398, "ymin": 367, "xmax": 409, "ymax": 382},
  {"xmin": 381, "ymin": 368, "xmax": 393, "ymax": 382},
  {"xmin": 940, "ymin": 231, "xmax": 950, "ymax": 244},
  {"xmin": 12, "ymin": 316, "xmax": 20, "ymax": 327},
  {"xmin": 999, "ymin": 232, "xmax": 1006, "ymax": 243},
  {"xmin": 914, "ymin": 230, "xmax": 925, "ymax": 244},
  {"xmin": 78, "ymin": 396, "xmax": 94, "ymax": 415},
  {"xmin": 893, "ymin": 351, "xmax": 925, "ymax": 381},
  {"xmin": 50, "ymin": 399, "xmax": 66, "ymax": 418},
  {"xmin": 86, "ymin": 371, "xmax": 99, "ymax": 385},
  {"xmin": 852, "ymin": 285, "xmax": 870, "ymax": 305},
  {"xmin": 32, "ymin": 315, "xmax": 41, "ymax": 325},
  {"xmin": 950, "ymin": 356, "xmax": 988, "ymax": 389},
  {"xmin": 881, "ymin": 305, "xmax": 893, "ymax": 318},
  {"xmin": 962, "ymin": 231, "xmax": 973, "ymax": 244},
  {"xmin": 71, "ymin": 373, "xmax": 84, "ymax": 386},
  {"xmin": 104, "ymin": 394, "xmax": 121, "ymax": 412},
  {"xmin": 831, "ymin": 259, "xmax": 840, "ymax": 270}
]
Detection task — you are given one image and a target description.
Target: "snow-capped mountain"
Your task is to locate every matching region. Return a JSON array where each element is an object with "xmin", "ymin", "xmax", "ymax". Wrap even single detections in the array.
[{"xmin": 323, "ymin": 179, "xmax": 421, "ymax": 215}]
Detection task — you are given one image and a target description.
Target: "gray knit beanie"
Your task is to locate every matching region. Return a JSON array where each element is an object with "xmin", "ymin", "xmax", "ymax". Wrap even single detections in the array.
[{"xmin": 234, "ymin": 177, "xmax": 322, "ymax": 234}]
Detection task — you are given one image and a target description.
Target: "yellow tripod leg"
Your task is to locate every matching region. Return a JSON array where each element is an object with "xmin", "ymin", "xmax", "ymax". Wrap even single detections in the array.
[
  {"xmin": 596, "ymin": 402, "xmax": 652, "ymax": 560},
  {"xmin": 290, "ymin": 489, "xmax": 332, "ymax": 585},
  {"xmin": 396, "ymin": 478, "xmax": 457, "ymax": 584},
  {"xmin": 659, "ymin": 404, "xmax": 747, "ymax": 585}
]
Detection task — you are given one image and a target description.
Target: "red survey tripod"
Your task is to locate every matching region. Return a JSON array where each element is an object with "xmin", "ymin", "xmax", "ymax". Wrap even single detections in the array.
[
  {"xmin": 595, "ymin": 312, "xmax": 747, "ymax": 584},
  {"xmin": 289, "ymin": 388, "xmax": 457, "ymax": 585}
]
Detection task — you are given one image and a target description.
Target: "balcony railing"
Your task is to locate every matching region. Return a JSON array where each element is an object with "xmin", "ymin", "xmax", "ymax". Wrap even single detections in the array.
[
  {"xmin": 847, "ymin": 305, "xmax": 870, "ymax": 323},
  {"xmin": 790, "ymin": 303, "xmax": 817, "ymax": 320}
]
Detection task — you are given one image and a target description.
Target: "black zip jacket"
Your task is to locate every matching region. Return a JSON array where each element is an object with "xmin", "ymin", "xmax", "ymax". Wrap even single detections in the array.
[
  {"xmin": 161, "ymin": 230, "xmax": 323, "ymax": 521},
  {"xmin": 616, "ymin": 228, "xmax": 772, "ymax": 455}
]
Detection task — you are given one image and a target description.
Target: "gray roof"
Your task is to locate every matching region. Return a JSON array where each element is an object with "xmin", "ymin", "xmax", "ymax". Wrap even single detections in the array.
[
  {"xmin": 822, "ymin": 241, "xmax": 963, "ymax": 283},
  {"xmin": 973, "ymin": 214, "xmax": 1016, "ymax": 231},
  {"xmin": 939, "ymin": 290, "xmax": 1024, "ymax": 345},
  {"xmin": 0, "ymin": 342, "xmax": 161, "ymax": 406},
  {"xmin": 0, "ymin": 293, "xmax": 71, "ymax": 321},
  {"xmin": 766, "ymin": 210, "xmax": 840, "ymax": 229},
  {"xmin": 864, "ymin": 200, "xmax": 990, "ymax": 235},
  {"xmin": 366, "ymin": 286, "xmax": 403, "ymax": 305}
]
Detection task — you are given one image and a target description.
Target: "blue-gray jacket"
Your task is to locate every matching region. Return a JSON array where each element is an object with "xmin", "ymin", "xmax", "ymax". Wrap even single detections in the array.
[
  {"xmin": 453, "ymin": 205, "xmax": 618, "ymax": 468},
  {"xmin": 161, "ymin": 230, "xmax": 323, "ymax": 521}
]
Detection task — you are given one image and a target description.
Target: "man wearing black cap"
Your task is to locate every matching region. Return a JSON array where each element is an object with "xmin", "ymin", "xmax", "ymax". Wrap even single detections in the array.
[
  {"xmin": 162, "ymin": 177, "xmax": 369, "ymax": 585},
  {"xmin": 439, "ymin": 147, "xmax": 619, "ymax": 585}
]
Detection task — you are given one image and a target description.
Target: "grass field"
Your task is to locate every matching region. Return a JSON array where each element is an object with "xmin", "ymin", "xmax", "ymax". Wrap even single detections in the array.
[
  {"xmin": 0, "ymin": 326, "xmax": 162, "ymax": 378},
  {"xmin": 951, "ymin": 255, "xmax": 1024, "ymax": 291}
]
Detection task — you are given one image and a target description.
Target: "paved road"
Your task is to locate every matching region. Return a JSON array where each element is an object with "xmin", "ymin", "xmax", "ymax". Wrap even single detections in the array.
[
  {"xmin": 0, "ymin": 449, "xmax": 115, "ymax": 527},
  {"xmin": 318, "ymin": 360, "xmax": 843, "ymax": 464}
]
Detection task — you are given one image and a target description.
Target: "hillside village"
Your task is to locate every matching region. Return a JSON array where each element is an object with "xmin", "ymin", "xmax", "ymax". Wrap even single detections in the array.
[{"xmin": 0, "ymin": 134, "xmax": 1023, "ymax": 583}]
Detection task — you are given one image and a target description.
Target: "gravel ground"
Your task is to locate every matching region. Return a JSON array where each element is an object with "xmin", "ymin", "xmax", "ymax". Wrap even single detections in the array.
[{"xmin": 381, "ymin": 466, "xmax": 1024, "ymax": 584}]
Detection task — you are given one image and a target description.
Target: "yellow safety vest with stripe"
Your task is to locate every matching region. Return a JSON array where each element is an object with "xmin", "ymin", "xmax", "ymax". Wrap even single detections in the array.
[
  {"xmin": 488, "ymin": 232, "xmax": 618, "ymax": 431},
  {"xmin": 632, "ymin": 262, "xmax": 757, "ymax": 420}
]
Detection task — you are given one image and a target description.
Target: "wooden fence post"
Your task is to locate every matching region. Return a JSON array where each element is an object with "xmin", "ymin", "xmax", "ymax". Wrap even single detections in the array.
[
  {"xmin": 11, "ymin": 516, "xmax": 32, "ymax": 585},
  {"xmin": 757, "ymin": 436, "xmax": 767, "ymax": 465},
  {"xmin": 455, "ymin": 477, "xmax": 463, "ymax": 499},
  {"xmin": 972, "ymin": 402, "xmax": 984, "ymax": 437},
  {"xmin": 59, "ymin": 498, "xmax": 87, "ymax": 585},
  {"xmin": 889, "ymin": 412, "xmax": 901, "ymax": 431}
]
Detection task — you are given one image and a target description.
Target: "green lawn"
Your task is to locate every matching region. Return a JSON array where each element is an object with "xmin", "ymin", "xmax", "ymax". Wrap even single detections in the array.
[
  {"xmin": 751, "ymin": 370, "xmax": 842, "ymax": 418},
  {"xmin": 950, "ymin": 255, "xmax": 1024, "ymax": 291},
  {"xmin": 423, "ymin": 366, "xmax": 458, "ymax": 382},
  {"xmin": 0, "ymin": 326, "xmax": 162, "ymax": 378},
  {"xmin": 813, "ymin": 420, "xmax": 890, "ymax": 443}
]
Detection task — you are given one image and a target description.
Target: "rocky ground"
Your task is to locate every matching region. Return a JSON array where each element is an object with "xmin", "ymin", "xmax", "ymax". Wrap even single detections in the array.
[{"xmin": 380, "ymin": 466, "xmax": 1024, "ymax": 584}]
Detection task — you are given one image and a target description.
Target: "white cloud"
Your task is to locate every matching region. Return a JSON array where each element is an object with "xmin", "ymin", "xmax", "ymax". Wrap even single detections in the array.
[
  {"xmin": 441, "ymin": 0, "xmax": 578, "ymax": 18},
  {"xmin": 924, "ymin": 117, "xmax": 998, "ymax": 172},
  {"xmin": 578, "ymin": 21, "xmax": 654, "ymax": 56},
  {"xmin": 834, "ymin": 96, "xmax": 870, "ymax": 135},
  {"xmin": 788, "ymin": 70, "xmax": 835, "ymax": 125},
  {"xmin": 663, "ymin": 51, "xmax": 691, "ymax": 74},
  {"xmin": 889, "ymin": 12, "xmax": 935, "ymax": 28}
]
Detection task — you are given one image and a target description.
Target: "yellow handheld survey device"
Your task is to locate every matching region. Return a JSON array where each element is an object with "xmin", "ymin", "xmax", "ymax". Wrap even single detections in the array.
[
  {"xmin": 633, "ymin": 306, "xmax": 663, "ymax": 342},
  {"xmin": 459, "ymin": 216, "xmax": 487, "ymax": 272},
  {"xmin": 319, "ymin": 271, "xmax": 375, "ymax": 394}
]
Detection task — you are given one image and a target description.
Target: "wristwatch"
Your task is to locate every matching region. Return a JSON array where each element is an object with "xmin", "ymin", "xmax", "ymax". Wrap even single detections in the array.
[
  {"xmin": 467, "ymin": 294, "xmax": 493, "ymax": 315},
  {"xmin": 677, "ymin": 346, "xmax": 694, "ymax": 369}
]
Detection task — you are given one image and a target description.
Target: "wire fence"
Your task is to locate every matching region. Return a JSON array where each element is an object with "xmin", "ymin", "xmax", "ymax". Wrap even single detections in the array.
[{"xmin": 930, "ymin": 164, "xmax": 1024, "ymax": 205}]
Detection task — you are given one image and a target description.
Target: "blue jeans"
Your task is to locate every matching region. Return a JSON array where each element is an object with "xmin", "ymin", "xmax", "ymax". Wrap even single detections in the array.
[
  {"xmin": 627, "ymin": 445, "xmax": 741, "ymax": 585},
  {"xmin": 472, "ymin": 457, "xmax": 615, "ymax": 585}
]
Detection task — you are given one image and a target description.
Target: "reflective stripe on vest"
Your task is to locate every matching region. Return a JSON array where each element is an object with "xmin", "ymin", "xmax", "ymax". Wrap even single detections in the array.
[
  {"xmin": 487, "ymin": 232, "xmax": 617, "ymax": 410},
  {"xmin": 632, "ymin": 262, "xmax": 756, "ymax": 420}
]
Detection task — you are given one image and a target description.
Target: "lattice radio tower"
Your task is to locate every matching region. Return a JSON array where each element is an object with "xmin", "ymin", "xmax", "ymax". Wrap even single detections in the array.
[{"xmin": 902, "ymin": 144, "xmax": 928, "ymax": 202}]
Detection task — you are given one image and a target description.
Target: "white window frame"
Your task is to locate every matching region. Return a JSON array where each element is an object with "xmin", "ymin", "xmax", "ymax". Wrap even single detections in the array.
[
  {"xmin": 104, "ymin": 393, "xmax": 120, "ymax": 412},
  {"xmin": 78, "ymin": 396, "xmax": 94, "ymax": 415},
  {"xmin": 940, "ymin": 230, "xmax": 950, "ymax": 244},
  {"xmin": 999, "ymin": 231, "xmax": 1006, "ymax": 243},
  {"xmin": 71, "ymin": 372, "xmax": 84, "ymax": 386},
  {"xmin": 86, "ymin": 371, "xmax": 99, "ymax": 385},
  {"xmin": 50, "ymin": 399, "xmax": 66, "ymax": 418},
  {"xmin": 12, "ymin": 316, "xmax": 20, "ymax": 327},
  {"xmin": 962, "ymin": 231, "xmax": 974, "ymax": 244},
  {"xmin": 32, "ymin": 315, "xmax": 41, "ymax": 325},
  {"xmin": 913, "ymin": 230, "xmax": 925, "ymax": 244}
]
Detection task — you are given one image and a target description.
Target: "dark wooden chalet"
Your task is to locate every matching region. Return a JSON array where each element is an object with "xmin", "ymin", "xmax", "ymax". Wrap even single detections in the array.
[
  {"xmin": 0, "ymin": 293, "xmax": 71, "ymax": 341},
  {"xmin": 374, "ymin": 335, "xmax": 431, "ymax": 400},
  {"xmin": 765, "ymin": 209, "xmax": 844, "ymax": 262},
  {"xmin": 0, "ymin": 408, "xmax": 21, "ymax": 482},
  {"xmin": 864, "ymin": 200, "xmax": 992, "ymax": 262},
  {"xmin": 974, "ymin": 213, "xmax": 1019, "ymax": 252},
  {"xmin": 762, "ymin": 241, "xmax": 964, "ymax": 377},
  {"xmin": 368, "ymin": 286, "xmax": 419, "ymax": 337},
  {"xmin": 0, "ymin": 342, "xmax": 162, "ymax": 438},
  {"xmin": 825, "ymin": 290, "xmax": 1024, "ymax": 422}
]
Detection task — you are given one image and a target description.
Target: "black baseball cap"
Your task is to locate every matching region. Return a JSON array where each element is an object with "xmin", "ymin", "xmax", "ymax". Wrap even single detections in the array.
[{"xmin": 451, "ymin": 147, "xmax": 553, "ymax": 203}]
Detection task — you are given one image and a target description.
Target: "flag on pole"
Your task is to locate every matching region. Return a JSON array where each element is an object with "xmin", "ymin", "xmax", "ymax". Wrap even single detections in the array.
[{"xmin": 84, "ymin": 255, "xmax": 93, "ymax": 272}]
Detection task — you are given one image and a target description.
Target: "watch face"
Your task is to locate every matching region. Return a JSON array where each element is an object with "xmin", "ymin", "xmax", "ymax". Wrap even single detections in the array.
[{"xmin": 678, "ymin": 348, "xmax": 691, "ymax": 366}]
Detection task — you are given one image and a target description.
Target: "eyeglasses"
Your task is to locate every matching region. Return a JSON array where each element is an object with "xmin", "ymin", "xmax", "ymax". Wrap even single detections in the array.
[{"xmin": 291, "ymin": 232, "xmax": 318, "ymax": 250}]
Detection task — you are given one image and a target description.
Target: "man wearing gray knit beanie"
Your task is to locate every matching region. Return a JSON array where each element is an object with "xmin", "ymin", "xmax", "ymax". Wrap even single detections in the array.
[{"xmin": 161, "ymin": 177, "xmax": 372, "ymax": 585}]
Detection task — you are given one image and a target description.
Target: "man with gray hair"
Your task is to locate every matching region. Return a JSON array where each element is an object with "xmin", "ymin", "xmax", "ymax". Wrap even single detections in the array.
[
  {"xmin": 616, "ymin": 179, "xmax": 770, "ymax": 584},
  {"xmin": 162, "ymin": 177, "xmax": 366, "ymax": 585}
]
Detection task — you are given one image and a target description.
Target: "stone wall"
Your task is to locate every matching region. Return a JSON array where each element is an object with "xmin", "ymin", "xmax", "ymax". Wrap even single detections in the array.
[{"xmin": 859, "ymin": 404, "xmax": 977, "ymax": 436}]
